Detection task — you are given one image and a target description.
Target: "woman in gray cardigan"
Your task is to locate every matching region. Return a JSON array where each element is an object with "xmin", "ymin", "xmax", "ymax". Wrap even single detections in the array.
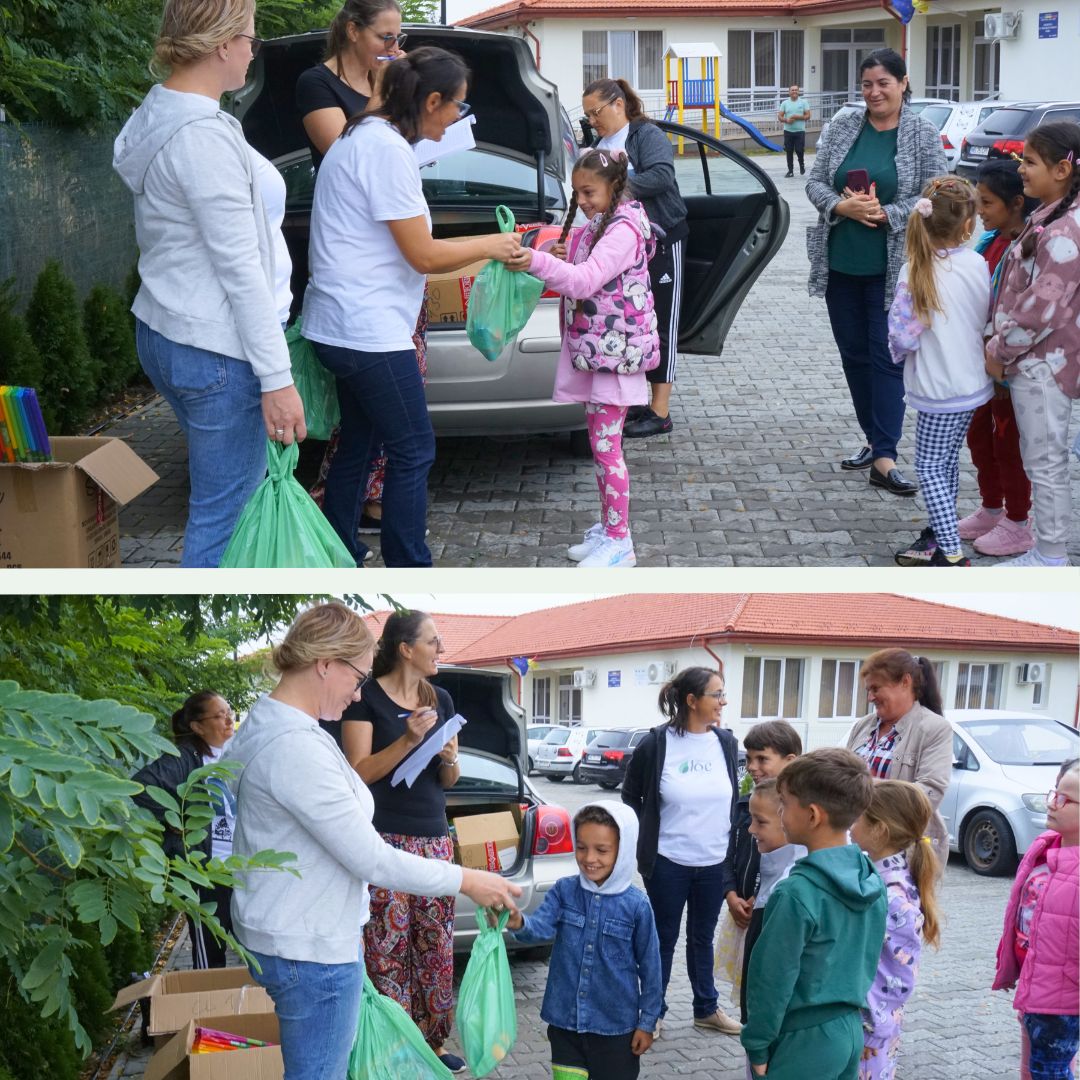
[
  {"xmin": 806, "ymin": 49, "xmax": 946, "ymax": 497},
  {"xmin": 846, "ymin": 648, "xmax": 952, "ymax": 869}
]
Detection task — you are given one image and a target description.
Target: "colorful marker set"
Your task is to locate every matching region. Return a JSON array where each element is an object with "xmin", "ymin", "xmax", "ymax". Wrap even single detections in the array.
[
  {"xmin": 0, "ymin": 386, "xmax": 51, "ymax": 463},
  {"xmin": 191, "ymin": 1026, "xmax": 277, "ymax": 1054}
]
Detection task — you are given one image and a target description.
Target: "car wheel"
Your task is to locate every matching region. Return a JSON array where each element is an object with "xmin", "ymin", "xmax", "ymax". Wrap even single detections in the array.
[
  {"xmin": 963, "ymin": 809, "xmax": 1018, "ymax": 876},
  {"xmin": 547, "ymin": 774, "xmax": 564, "ymax": 783},
  {"xmin": 599, "ymin": 782, "xmax": 619, "ymax": 790},
  {"xmin": 527, "ymin": 756, "xmax": 534, "ymax": 775},
  {"xmin": 569, "ymin": 428, "xmax": 592, "ymax": 458},
  {"xmin": 572, "ymin": 762, "xmax": 585, "ymax": 784}
]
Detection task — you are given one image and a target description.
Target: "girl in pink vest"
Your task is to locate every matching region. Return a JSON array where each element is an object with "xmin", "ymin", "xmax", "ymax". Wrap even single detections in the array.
[
  {"xmin": 992, "ymin": 758, "xmax": 1079, "ymax": 1080},
  {"xmin": 511, "ymin": 149, "xmax": 659, "ymax": 568}
]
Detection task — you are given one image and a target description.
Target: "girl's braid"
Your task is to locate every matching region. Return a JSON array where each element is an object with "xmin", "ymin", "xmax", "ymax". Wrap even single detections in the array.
[
  {"xmin": 558, "ymin": 193, "xmax": 577, "ymax": 246},
  {"xmin": 592, "ymin": 168, "xmax": 628, "ymax": 247}
]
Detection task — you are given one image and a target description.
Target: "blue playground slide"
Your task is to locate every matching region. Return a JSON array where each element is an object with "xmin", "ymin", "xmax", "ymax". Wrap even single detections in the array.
[{"xmin": 717, "ymin": 102, "xmax": 783, "ymax": 153}]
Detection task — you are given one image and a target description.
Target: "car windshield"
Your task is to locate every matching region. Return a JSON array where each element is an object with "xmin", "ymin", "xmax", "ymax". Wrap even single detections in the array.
[
  {"xmin": 454, "ymin": 751, "xmax": 519, "ymax": 795},
  {"xmin": 920, "ymin": 104, "xmax": 953, "ymax": 129},
  {"xmin": 543, "ymin": 728, "xmax": 570, "ymax": 745},
  {"xmin": 592, "ymin": 730, "xmax": 633, "ymax": 748},
  {"xmin": 960, "ymin": 719, "xmax": 1080, "ymax": 765},
  {"xmin": 978, "ymin": 109, "xmax": 1029, "ymax": 135}
]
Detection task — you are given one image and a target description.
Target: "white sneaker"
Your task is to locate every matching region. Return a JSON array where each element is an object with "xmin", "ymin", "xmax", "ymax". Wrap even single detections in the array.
[
  {"xmin": 577, "ymin": 534, "xmax": 636, "ymax": 568},
  {"xmin": 999, "ymin": 548, "xmax": 1070, "ymax": 567},
  {"xmin": 567, "ymin": 523, "xmax": 605, "ymax": 562}
]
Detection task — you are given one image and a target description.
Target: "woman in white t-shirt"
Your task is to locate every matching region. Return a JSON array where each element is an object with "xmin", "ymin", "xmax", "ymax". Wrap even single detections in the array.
[
  {"xmin": 302, "ymin": 47, "xmax": 523, "ymax": 567},
  {"xmin": 621, "ymin": 667, "xmax": 742, "ymax": 1039}
]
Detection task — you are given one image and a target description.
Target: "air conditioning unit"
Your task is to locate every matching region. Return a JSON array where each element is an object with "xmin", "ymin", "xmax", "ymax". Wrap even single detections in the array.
[
  {"xmin": 984, "ymin": 11, "xmax": 1021, "ymax": 39},
  {"xmin": 572, "ymin": 669, "xmax": 597, "ymax": 689},
  {"xmin": 646, "ymin": 661, "xmax": 677, "ymax": 684},
  {"xmin": 1017, "ymin": 662, "xmax": 1045, "ymax": 685}
]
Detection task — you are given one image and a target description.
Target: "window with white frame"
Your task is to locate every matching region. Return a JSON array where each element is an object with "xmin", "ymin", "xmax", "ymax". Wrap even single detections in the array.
[
  {"xmin": 925, "ymin": 24, "xmax": 962, "ymax": 101},
  {"xmin": 1032, "ymin": 664, "xmax": 1051, "ymax": 708},
  {"xmin": 818, "ymin": 659, "xmax": 870, "ymax": 719},
  {"xmin": 742, "ymin": 656, "xmax": 805, "ymax": 719},
  {"xmin": 532, "ymin": 676, "xmax": 552, "ymax": 722},
  {"xmin": 728, "ymin": 30, "xmax": 804, "ymax": 112},
  {"xmin": 558, "ymin": 674, "xmax": 582, "ymax": 726},
  {"xmin": 972, "ymin": 18, "xmax": 1001, "ymax": 99},
  {"xmin": 582, "ymin": 30, "xmax": 664, "ymax": 91},
  {"xmin": 954, "ymin": 662, "xmax": 1005, "ymax": 709}
]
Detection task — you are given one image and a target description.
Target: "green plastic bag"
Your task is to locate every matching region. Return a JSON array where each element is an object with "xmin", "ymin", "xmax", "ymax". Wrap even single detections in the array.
[
  {"xmin": 286, "ymin": 318, "xmax": 339, "ymax": 440},
  {"xmin": 466, "ymin": 205, "xmax": 544, "ymax": 361},
  {"xmin": 348, "ymin": 974, "xmax": 452, "ymax": 1080},
  {"xmin": 220, "ymin": 439, "xmax": 356, "ymax": 567},
  {"xmin": 456, "ymin": 909, "xmax": 517, "ymax": 1077}
]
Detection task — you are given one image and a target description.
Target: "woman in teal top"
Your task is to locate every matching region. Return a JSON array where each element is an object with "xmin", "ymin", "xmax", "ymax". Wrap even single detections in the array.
[{"xmin": 805, "ymin": 49, "xmax": 946, "ymax": 497}]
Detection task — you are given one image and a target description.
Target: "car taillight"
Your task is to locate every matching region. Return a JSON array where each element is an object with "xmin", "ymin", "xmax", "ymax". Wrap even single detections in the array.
[
  {"xmin": 521, "ymin": 224, "xmax": 565, "ymax": 300},
  {"xmin": 941, "ymin": 134, "xmax": 954, "ymax": 150},
  {"xmin": 601, "ymin": 750, "xmax": 625, "ymax": 762},
  {"xmin": 556, "ymin": 747, "xmax": 573, "ymax": 757},
  {"xmin": 532, "ymin": 805, "xmax": 574, "ymax": 856},
  {"xmin": 992, "ymin": 138, "xmax": 1025, "ymax": 160}
]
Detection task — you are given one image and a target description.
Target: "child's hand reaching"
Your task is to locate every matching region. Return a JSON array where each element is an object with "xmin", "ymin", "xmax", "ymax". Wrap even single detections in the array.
[
  {"xmin": 549, "ymin": 241, "xmax": 567, "ymax": 261},
  {"xmin": 506, "ymin": 247, "xmax": 534, "ymax": 273},
  {"xmin": 985, "ymin": 354, "xmax": 1006, "ymax": 381},
  {"xmin": 630, "ymin": 1029, "xmax": 653, "ymax": 1055}
]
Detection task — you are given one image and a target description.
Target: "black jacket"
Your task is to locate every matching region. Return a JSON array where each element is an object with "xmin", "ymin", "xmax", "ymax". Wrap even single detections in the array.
[
  {"xmin": 722, "ymin": 792, "xmax": 761, "ymax": 900},
  {"xmin": 625, "ymin": 120, "xmax": 689, "ymax": 243},
  {"xmin": 131, "ymin": 742, "xmax": 211, "ymax": 860},
  {"xmin": 622, "ymin": 722, "xmax": 740, "ymax": 879}
]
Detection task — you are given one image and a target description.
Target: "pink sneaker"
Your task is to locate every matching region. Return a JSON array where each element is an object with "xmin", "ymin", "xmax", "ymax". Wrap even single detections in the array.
[
  {"xmin": 957, "ymin": 506, "xmax": 1005, "ymax": 541},
  {"xmin": 973, "ymin": 517, "xmax": 1036, "ymax": 556}
]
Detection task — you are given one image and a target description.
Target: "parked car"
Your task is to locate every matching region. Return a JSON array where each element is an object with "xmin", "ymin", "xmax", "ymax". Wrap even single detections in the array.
[
  {"xmin": 935, "ymin": 99, "xmax": 1021, "ymax": 171},
  {"xmin": 941, "ymin": 710, "xmax": 1080, "ymax": 876},
  {"xmin": 232, "ymin": 25, "xmax": 789, "ymax": 455},
  {"xmin": 579, "ymin": 728, "xmax": 651, "ymax": 789},
  {"xmin": 527, "ymin": 723, "xmax": 559, "ymax": 775},
  {"xmin": 534, "ymin": 725, "xmax": 599, "ymax": 783},
  {"xmin": 818, "ymin": 98, "xmax": 947, "ymax": 146},
  {"xmin": 956, "ymin": 100, "xmax": 1080, "ymax": 180}
]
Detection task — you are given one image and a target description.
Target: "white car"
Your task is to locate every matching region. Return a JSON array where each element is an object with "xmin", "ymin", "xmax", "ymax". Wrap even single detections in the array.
[
  {"xmin": 937, "ymin": 100, "xmax": 1021, "ymax": 171},
  {"xmin": 527, "ymin": 723, "xmax": 559, "ymax": 775},
  {"xmin": 535, "ymin": 726, "xmax": 600, "ymax": 783}
]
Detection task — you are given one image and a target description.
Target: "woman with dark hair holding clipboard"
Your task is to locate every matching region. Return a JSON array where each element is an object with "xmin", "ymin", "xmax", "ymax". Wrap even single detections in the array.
[{"xmin": 341, "ymin": 609, "xmax": 465, "ymax": 1074}]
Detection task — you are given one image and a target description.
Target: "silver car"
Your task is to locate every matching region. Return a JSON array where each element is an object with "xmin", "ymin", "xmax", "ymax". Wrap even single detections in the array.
[{"xmin": 941, "ymin": 710, "xmax": 1080, "ymax": 876}]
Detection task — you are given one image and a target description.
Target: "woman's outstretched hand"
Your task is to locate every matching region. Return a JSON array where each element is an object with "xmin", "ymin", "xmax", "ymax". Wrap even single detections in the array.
[
  {"xmin": 461, "ymin": 868, "xmax": 523, "ymax": 914},
  {"xmin": 485, "ymin": 231, "xmax": 523, "ymax": 263}
]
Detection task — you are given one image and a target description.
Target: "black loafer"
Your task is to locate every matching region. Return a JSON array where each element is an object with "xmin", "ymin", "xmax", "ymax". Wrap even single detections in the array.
[
  {"xmin": 840, "ymin": 445, "xmax": 874, "ymax": 470},
  {"xmin": 870, "ymin": 466, "xmax": 918, "ymax": 496},
  {"xmin": 624, "ymin": 409, "xmax": 673, "ymax": 439}
]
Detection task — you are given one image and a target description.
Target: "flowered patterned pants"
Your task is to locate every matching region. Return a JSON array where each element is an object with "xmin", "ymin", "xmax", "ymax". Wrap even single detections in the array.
[
  {"xmin": 1024, "ymin": 1013, "xmax": 1080, "ymax": 1080},
  {"xmin": 310, "ymin": 294, "xmax": 429, "ymax": 509},
  {"xmin": 859, "ymin": 1035, "xmax": 902, "ymax": 1080},
  {"xmin": 587, "ymin": 403, "xmax": 630, "ymax": 539},
  {"xmin": 363, "ymin": 831, "xmax": 455, "ymax": 1051}
]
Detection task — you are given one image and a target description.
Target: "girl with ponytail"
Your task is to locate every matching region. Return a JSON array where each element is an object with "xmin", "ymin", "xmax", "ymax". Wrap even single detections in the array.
[
  {"xmin": 985, "ymin": 120, "xmax": 1080, "ymax": 567},
  {"xmin": 851, "ymin": 780, "xmax": 941, "ymax": 1079},
  {"xmin": 887, "ymin": 175, "xmax": 992, "ymax": 567},
  {"xmin": 510, "ymin": 149, "xmax": 660, "ymax": 567}
]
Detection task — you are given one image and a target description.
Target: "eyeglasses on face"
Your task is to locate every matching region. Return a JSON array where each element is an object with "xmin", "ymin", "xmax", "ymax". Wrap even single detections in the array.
[
  {"xmin": 452, "ymin": 99, "xmax": 472, "ymax": 120},
  {"xmin": 701, "ymin": 691, "xmax": 728, "ymax": 702},
  {"xmin": 234, "ymin": 33, "xmax": 263, "ymax": 57},
  {"xmin": 424, "ymin": 635, "xmax": 446, "ymax": 653},
  {"xmin": 583, "ymin": 100, "xmax": 614, "ymax": 121},
  {"xmin": 340, "ymin": 659, "xmax": 372, "ymax": 693},
  {"xmin": 375, "ymin": 31, "xmax": 408, "ymax": 46},
  {"xmin": 1047, "ymin": 789, "xmax": 1079, "ymax": 811}
]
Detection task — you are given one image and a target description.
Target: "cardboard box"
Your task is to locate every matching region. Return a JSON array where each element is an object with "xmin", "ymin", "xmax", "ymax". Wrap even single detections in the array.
[
  {"xmin": 426, "ymin": 236, "xmax": 489, "ymax": 324},
  {"xmin": 111, "ymin": 968, "xmax": 274, "ymax": 1049},
  {"xmin": 144, "ymin": 1013, "xmax": 283, "ymax": 1080},
  {"xmin": 451, "ymin": 807, "xmax": 521, "ymax": 872},
  {"xmin": 0, "ymin": 435, "xmax": 158, "ymax": 567}
]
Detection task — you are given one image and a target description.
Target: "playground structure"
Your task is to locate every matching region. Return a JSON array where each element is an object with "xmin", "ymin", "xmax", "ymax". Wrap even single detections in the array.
[{"xmin": 663, "ymin": 43, "xmax": 784, "ymax": 154}]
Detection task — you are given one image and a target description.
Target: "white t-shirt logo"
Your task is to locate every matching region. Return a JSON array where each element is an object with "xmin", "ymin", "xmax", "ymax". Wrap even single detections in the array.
[{"xmin": 677, "ymin": 758, "xmax": 713, "ymax": 774}]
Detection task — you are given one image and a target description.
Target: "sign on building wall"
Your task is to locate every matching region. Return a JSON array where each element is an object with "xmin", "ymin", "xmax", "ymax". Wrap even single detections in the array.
[
  {"xmin": 634, "ymin": 668, "xmax": 648, "ymax": 687},
  {"xmin": 608, "ymin": 670, "xmax": 621, "ymax": 688},
  {"xmin": 1038, "ymin": 11, "xmax": 1059, "ymax": 38}
]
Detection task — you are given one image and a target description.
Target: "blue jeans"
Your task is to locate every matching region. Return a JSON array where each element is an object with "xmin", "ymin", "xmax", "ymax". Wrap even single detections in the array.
[
  {"xmin": 644, "ymin": 853, "xmax": 725, "ymax": 1019},
  {"xmin": 1024, "ymin": 1013, "xmax": 1080, "ymax": 1080},
  {"xmin": 136, "ymin": 321, "xmax": 265, "ymax": 568},
  {"xmin": 313, "ymin": 343, "xmax": 435, "ymax": 567},
  {"xmin": 824, "ymin": 271, "xmax": 906, "ymax": 462},
  {"xmin": 248, "ymin": 949, "xmax": 363, "ymax": 1080}
]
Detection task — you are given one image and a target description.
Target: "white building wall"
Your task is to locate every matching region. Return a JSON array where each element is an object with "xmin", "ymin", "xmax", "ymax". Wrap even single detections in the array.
[{"xmin": 996, "ymin": 0, "xmax": 1080, "ymax": 101}]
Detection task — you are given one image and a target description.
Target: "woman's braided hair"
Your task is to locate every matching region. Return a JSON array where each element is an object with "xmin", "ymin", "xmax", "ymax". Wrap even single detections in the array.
[
  {"xmin": 1019, "ymin": 120, "xmax": 1080, "ymax": 259},
  {"xmin": 557, "ymin": 149, "xmax": 630, "ymax": 250}
]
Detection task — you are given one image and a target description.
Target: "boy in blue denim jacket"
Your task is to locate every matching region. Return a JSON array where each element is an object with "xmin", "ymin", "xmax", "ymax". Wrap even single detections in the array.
[{"xmin": 506, "ymin": 800, "xmax": 662, "ymax": 1078}]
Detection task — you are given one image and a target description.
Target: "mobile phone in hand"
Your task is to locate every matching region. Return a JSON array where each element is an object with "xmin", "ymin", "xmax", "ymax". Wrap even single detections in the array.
[{"xmin": 846, "ymin": 168, "xmax": 871, "ymax": 194}]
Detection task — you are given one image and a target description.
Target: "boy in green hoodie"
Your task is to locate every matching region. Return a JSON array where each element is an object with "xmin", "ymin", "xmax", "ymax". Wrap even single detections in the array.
[{"xmin": 740, "ymin": 748, "xmax": 887, "ymax": 1080}]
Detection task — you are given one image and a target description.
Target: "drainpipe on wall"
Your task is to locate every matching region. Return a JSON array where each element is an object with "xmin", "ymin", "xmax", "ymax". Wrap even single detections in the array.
[
  {"xmin": 506, "ymin": 658, "xmax": 524, "ymax": 705},
  {"xmin": 520, "ymin": 22, "xmax": 541, "ymax": 69},
  {"xmin": 701, "ymin": 641, "xmax": 726, "ymax": 681}
]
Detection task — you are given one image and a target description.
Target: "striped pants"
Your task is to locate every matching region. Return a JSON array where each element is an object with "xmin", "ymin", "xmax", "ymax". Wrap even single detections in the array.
[
  {"xmin": 189, "ymin": 883, "xmax": 232, "ymax": 969},
  {"xmin": 647, "ymin": 238, "xmax": 684, "ymax": 385},
  {"xmin": 915, "ymin": 409, "xmax": 976, "ymax": 556}
]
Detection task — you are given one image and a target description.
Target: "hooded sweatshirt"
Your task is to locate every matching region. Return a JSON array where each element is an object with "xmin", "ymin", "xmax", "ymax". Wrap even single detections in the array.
[
  {"xmin": 740, "ymin": 844, "xmax": 887, "ymax": 1066},
  {"xmin": 226, "ymin": 694, "xmax": 462, "ymax": 965},
  {"xmin": 509, "ymin": 800, "xmax": 663, "ymax": 1035},
  {"xmin": 113, "ymin": 83, "xmax": 292, "ymax": 392}
]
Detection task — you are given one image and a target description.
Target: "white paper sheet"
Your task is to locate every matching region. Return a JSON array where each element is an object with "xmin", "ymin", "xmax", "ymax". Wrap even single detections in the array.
[
  {"xmin": 414, "ymin": 115, "xmax": 477, "ymax": 168},
  {"xmin": 390, "ymin": 712, "xmax": 467, "ymax": 788}
]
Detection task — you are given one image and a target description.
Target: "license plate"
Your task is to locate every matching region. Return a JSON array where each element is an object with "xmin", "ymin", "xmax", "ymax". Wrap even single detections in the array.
[
  {"xmin": 968, "ymin": 145, "xmax": 989, "ymax": 158},
  {"xmin": 585, "ymin": 754, "xmax": 601, "ymax": 763}
]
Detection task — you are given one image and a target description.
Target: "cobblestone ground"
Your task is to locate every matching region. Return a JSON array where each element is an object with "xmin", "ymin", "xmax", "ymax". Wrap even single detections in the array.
[
  {"xmin": 108, "ymin": 774, "xmax": 1022, "ymax": 1080},
  {"xmin": 112, "ymin": 151, "xmax": 1079, "ymax": 566}
]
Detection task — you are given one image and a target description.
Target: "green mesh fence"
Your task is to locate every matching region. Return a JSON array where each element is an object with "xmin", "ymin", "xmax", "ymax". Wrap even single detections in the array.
[{"xmin": 0, "ymin": 122, "xmax": 136, "ymax": 307}]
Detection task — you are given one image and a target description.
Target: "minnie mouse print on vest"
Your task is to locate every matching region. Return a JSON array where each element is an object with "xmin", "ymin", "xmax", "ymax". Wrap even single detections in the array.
[{"xmin": 564, "ymin": 200, "xmax": 660, "ymax": 375}]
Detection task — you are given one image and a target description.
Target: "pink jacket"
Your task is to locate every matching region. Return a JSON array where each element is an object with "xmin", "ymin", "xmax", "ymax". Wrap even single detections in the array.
[
  {"xmin": 992, "ymin": 830, "xmax": 1079, "ymax": 1015},
  {"xmin": 986, "ymin": 198, "xmax": 1080, "ymax": 400}
]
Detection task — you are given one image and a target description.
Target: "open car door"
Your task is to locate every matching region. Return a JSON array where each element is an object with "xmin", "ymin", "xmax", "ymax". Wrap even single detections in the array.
[{"xmin": 655, "ymin": 120, "xmax": 790, "ymax": 357}]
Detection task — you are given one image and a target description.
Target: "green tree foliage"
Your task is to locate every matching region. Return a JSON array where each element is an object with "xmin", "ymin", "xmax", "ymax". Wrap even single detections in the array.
[
  {"xmin": 24, "ymin": 260, "xmax": 97, "ymax": 432},
  {"xmin": 83, "ymin": 284, "xmax": 140, "ymax": 398},
  {"xmin": 0, "ymin": 279, "xmax": 43, "ymax": 388}
]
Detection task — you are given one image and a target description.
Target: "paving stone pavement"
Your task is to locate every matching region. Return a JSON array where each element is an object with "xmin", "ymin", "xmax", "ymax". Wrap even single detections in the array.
[
  {"xmin": 107, "ymin": 775, "xmax": 1022, "ymax": 1079},
  {"xmin": 111, "ymin": 151, "xmax": 1079, "ymax": 567}
]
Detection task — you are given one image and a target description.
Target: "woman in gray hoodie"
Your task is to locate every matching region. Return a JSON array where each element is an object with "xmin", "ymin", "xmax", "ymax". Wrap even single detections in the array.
[
  {"xmin": 113, "ymin": 0, "xmax": 305, "ymax": 567},
  {"xmin": 227, "ymin": 602, "xmax": 521, "ymax": 1080}
]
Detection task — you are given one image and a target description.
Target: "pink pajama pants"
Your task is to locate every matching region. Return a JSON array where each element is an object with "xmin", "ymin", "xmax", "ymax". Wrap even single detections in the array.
[{"xmin": 586, "ymin": 403, "xmax": 630, "ymax": 539}]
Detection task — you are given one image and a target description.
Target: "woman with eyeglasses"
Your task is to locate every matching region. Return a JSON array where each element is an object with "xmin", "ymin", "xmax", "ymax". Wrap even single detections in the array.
[
  {"xmin": 131, "ymin": 692, "xmax": 238, "ymax": 968},
  {"xmin": 113, "ymin": 0, "xmax": 304, "ymax": 567},
  {"xmin": 621, "ymin": 667, "xmax": 743, "ymax": 1040},
  {"xmin": 580, "ymin": 78, "xmax": 688, "ymax": 441},
  {"xmin": 303, "ymin": 46, "xmax": 521, "ymax": 567},
  {"xmin": 227, "ymin": 602, "xmax": 520, "ymax": 1080},
  {"xmin": 336, "ymin": 610, "xmax": 464, "ymax": 1071}
]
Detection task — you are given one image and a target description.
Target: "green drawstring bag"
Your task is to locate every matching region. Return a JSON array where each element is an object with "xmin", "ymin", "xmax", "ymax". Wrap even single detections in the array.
[
  {"xmin": 456, "ymin": 909, "xmax": 517, "ymax": 1077},
  {"xmin": 286, "ymin": 318, "xmax": 339, "ymax": 440},
  {"xmin": 465, "ymin": 205, "xmax": 544, "ymax": 361},
  {"xmin": 220, "ymin": 439, "xmax": 356, "ymax": 567},
  {"xmin": 347, "ymin": 974, "xmax": 453, "ymax": 1080}
]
